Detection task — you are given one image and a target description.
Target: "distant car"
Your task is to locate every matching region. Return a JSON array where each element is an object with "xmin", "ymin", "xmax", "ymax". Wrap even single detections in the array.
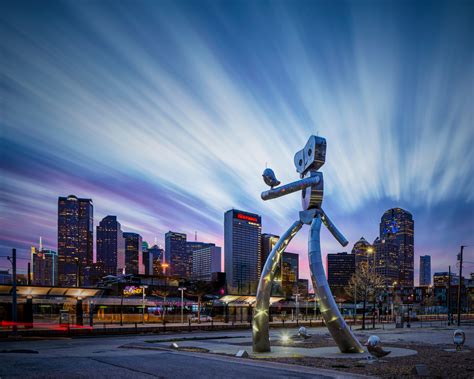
[{"xmin": 190, "ymin": 315, "xmax": 212, "ymax": 323}]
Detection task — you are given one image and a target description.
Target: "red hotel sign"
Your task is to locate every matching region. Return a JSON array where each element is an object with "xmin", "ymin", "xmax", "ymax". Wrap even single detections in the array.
[{"xmin": 236, "ymin": 213, "xmax": 259, "ymax": 223}]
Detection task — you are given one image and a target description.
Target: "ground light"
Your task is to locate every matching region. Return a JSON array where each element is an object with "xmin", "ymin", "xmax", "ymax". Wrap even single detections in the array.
[{"xmin": 280, "ymin": 332, "xmax": 291, "ymax": 344}]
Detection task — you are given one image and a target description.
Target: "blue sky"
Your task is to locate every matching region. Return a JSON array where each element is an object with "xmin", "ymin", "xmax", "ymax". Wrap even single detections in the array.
[{"xmin": 1, "ymin": 0, "xmax": 473, "ymax": 283}]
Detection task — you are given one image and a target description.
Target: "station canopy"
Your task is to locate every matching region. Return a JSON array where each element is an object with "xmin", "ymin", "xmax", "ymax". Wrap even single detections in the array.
[
  {"xmin": 0, "ymin": 285, "xmax": 102, "ymax": 298},
  {"xmin": 218, "ymin": 295, "xmax": 283, "ymax": 306}
]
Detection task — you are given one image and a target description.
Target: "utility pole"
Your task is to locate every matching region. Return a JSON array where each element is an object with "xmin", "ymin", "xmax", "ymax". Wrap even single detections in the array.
[
  {"xmin": 457, "ymin": 246, "xmax": 465, "ymax": 327},
  {"xmin": 8, "ymin": 249, "xmax": 18, "ymax": 334},
  {"xmin": 447, "ymin": 266, "xmax": 451, "ymax": 325}
]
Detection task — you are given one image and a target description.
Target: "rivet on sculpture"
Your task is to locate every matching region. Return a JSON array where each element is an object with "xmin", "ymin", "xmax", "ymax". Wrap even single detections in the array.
[{"xmin": 253, "ymin": 135, "xmax": 365, "ymax": 354}]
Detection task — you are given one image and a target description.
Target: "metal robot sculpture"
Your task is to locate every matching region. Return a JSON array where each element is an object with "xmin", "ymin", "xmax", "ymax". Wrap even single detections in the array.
[{"xmin": 252, "ymin": 135, "xmax": 364, "ymax": 354}]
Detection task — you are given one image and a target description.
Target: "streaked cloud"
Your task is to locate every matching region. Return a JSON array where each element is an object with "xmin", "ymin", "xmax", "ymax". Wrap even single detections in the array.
[{"xmin": 1, "ymin": 0, "xmax": 473, "ymax": 281}]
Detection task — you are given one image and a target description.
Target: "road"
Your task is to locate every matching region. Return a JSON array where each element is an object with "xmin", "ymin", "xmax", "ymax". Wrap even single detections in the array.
[
  {"xmin": 1, "ymin": 325, "xmax": 471, "ymax": 378},
  {"xmin": 0, "ymin": 329, "xmax": 368, "ymax": 378}
]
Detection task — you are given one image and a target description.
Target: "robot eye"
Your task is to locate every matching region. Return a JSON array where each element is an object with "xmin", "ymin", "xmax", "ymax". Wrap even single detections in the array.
[
  {"xmin": 308, "ymin": 149, "xmax": 312, "ymax": 156},
  {"xmin": 299, "ymin": 159, "xmax": 303, "ymax": 166}
]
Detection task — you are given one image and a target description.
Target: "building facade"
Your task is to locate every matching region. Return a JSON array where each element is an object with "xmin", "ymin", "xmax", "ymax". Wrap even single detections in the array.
[
  {"xmin": 419, "ymin": 255, "xmax": 431, "ymax": 286},
  {"xmin": 380, "ymin": 208, "xmax": 414, "ymax": 287},
  {"xmin": 57, "ymin": 195, "xmax": 93, "ymax": 287},
  {"xmin": 96, "ymin": 216, "xmax": 125, "ymax": 276},
  {"xmin": 224, "ymin": 209, "xmax": 261, "ymax": 295},
  {"xmin": 165, "ymin": 232, "xmax": 188, "ymax": 277},
  {"xmin": 373, "ymin": 237, "xmax": 399, "ymax": 286},
  {"xmin": 148, "ymin": 244, "xmax": 164, "ymax": 275},
  {"xmin": 351, "ymin": 237, "xmax": 374, "ymax": 269},
  {"xmin": 192, "ymin": 245, "xmax": 222, "ymax": 281},
  {"xmin": 327, "ymin": 252, "xmax": 355, "ymax": 298},
  {"xmin": 281, "ymin": 252, "xmax": 299, "ymax": 298},
  {"xmin": 32, "ymin": 248, "xmax": 58, "ymax": 286},
  {"xmin": 260, "ymin": 233, "xmax": 279, "ymax": 275},
  {"xmin": 123, "ymin": 232, "xmax": 143, "ymax": 275}
]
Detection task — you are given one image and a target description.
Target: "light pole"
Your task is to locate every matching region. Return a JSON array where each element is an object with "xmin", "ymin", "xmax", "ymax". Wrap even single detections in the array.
[
  {"xmin": 141, "ymin": 285, "xmax": 148, "ymax": 324},
  {"xmin": 178, "ymin": 287, "xmax": 187, "ymax": 324},
  {"xmin": 295, "ymin": 293, "xmax": 300, "ymax": 321},
  {"xmin": 367, "ymin": 246, "xmax": 376, "ymax": 329},
  {"xmin": 7, "ymin": 249, "xmax": 17, "ymax": 334}
]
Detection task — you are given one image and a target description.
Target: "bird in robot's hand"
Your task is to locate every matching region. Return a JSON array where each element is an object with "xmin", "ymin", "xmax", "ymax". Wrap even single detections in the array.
[{"xmin": 262, "ymin": 168, "xmax": 280, "ymax": 188}]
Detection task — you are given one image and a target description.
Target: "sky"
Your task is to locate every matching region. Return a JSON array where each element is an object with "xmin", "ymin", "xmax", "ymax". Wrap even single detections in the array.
[{"xmin": 1, "ymin": 0, "xmax": 473, "ymax": 284}]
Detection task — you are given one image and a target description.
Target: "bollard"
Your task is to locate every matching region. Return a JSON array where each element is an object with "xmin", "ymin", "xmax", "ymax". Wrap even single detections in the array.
[
  {"xmin": 310, "ymin": 319, "xmax": 312, "ymax": 327},
  {"xmin": 188, "ymin": 319, "xmax": 191, "ymax": 332}
]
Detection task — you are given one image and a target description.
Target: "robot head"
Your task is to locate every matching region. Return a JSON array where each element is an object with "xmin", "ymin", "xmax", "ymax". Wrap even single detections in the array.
[{"xmin": 294, "ymin": 136, "xmax": 326, "ymax": 175}]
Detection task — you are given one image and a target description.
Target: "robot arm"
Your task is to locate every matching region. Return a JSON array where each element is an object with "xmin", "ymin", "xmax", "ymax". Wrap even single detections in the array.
[
  {"xmin": 320, "ymin": 208, "xmax": 348, "ymax": 247},
  {"xmin": 261, "ymin": 176, "xmax": 320, "ymax": 201}
]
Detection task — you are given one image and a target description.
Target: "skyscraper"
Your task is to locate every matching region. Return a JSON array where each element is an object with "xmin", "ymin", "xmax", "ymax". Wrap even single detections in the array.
[
  {"xmin": 224, "ymin": 209, "xmax": 261, "ymax": 295},
  {"xmin": 351, "ymin": 237, "xmax": 374, "ymax": 269},
  {"xmin": 260, "ymin": 233, "xmax": 279, "ymax": 275},
  {"xmin": 58, "ymin": 195, "xmax": 93, "ymax": 287},
  {"xmin": 96, "ymin": 216, "xmax": 125, "ymax": 276},
  {"xmin": 192, "ymin": 245, "xmax": 222, "ymax": 281},
  {"xmin": 373, "ymin": 237, "xmax": 399, "ymax": 286},
  {"xmin": 327, "ymin": 252, "xmax": 355, "ymax": 298},
  {"xmin": 419, "ymin": 255, "xmax": 431, "ymax": 286},
  {"xmin": 32, "ymin": 247, "xmax": 58, "ymax": 286},
  {"xmin": 123, "ymin": 232, "xmax": 143, "ymax": 275},
  {"xmin": 281, "ymin": 252, "xmax": 299, "ymax": 298},
  {"xmin": 165, "ymin": 231, "xmax": 188, "ymax": 277},
  {"xmin": 148, "ymin": 244, "xmax": 164, "ymax": 275},
  {"xmin": 380, "ymin": 208, "xmax": 414, "ymax": 287}
]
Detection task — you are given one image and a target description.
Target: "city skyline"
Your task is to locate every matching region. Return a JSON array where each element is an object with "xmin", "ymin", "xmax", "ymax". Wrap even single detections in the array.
[{"xmin": 1, "ymin": 1, "xmax": 473, "ymax": 284}]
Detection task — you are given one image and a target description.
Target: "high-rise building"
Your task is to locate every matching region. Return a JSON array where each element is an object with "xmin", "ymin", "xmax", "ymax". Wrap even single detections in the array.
[
  {"xmin": 433, "ymin": 272, "xmax": 459, "ymax": 286},
  {"xmin": 148, "ymin": 244, "xmax": 164, "ymax": 275},
  {"xmin": 419, "ymin": 255, "xmax": 431, "ymax": 286},
  {"xmin": 380, "ymin": 208, "xmax": 414, "ymax": 287},
  {"xmin": 373, "ymin": 237, "xmax": 399, "ymax": 286},
  {"xmin": 96, "ymin": 216, "xmax": 125, "ymax": 276},
  {"xmin": 351, "ymin": 237, "xmax": 374, "ymax": 269},
  {"xmin": 297, "ymin": 279, "xmax": 309, "ymax": 298},
  {"xmin": 224, "ymin": 209, "xmax": 261, "ymax": 295},
  {"xmin": 165, "ymin": 232, "xmax": 188, "ymax": 277},
  {"xmin": 123, "ymin": 232, "xmax": 143, "ymax": 275},
  {"xmin": 327, "ymin": 252, "xmax": 355, "ymax": 297},
  {"xmin": 192, "ymin": 245, "xmax": 222, "ymax": 281},
  {"xmin": 281, "ymin": 252, "xmax": 299, "ymax": 298},
  {"xmin": 58, "ymin": 195, "xmax": 93, "ymax": 287},
  {"xmin": 260, "ymin": 234, "xmax": 279, "ymax": 275},
  {"xmin": 32, "ymin": 247, "xmax": 58, "ymax": 286}
]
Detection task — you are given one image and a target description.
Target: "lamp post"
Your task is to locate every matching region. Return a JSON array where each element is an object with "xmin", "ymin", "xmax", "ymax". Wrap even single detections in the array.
[
  {"xmin": 295, "ymin": 293, "xmax": 300, "ymax": 321},
  {"xmin": 6, "ymin": 249, "xmax": 18, "ymax": 334},
  {"xmin": 162, "ymin": 262, "xmax": 169, "ymax": 276},
  {"xmin": 178, "ymin": 287, "xmax": 187, "ymax": 324},
  {"xmin": 141, "ymin": 285, "xmax": 148, "ymax": 324},
  {"xmin": 367, "ymin": 246, "xmax": 376, "ymax": 329}
]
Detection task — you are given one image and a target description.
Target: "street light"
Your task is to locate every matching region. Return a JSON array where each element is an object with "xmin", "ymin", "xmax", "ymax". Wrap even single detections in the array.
[
  {"xmin": 178, "ymin": 287, "xmax": 187, "ymax": 324},
  {"xmin": 141, "ymin": 285, "xmax": 148, "ymax": 324},
  {"xmin": 367, "ymin": 246, "xmax": 376, "ymax": 328}
]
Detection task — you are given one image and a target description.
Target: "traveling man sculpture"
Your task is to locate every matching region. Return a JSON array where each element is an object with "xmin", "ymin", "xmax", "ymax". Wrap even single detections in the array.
[{"xmin": 253, "ymin": 135, "xmax": 364, "ymax": 354}]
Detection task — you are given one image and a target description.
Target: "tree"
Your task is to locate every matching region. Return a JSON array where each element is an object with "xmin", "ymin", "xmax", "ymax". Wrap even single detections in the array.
[
  {"xmin": 152, "ymin": 287, "xmax": 171, "ymax": 323},
  {"xmin": 186, "ymin": 280, "xmax": 214, "ymax": 324},
  {"xmin": 346, "ymin": 262, "xmax": 385, "ymax": 330}
]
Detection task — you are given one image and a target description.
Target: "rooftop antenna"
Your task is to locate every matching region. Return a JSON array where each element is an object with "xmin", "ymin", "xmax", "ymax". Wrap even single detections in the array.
[
  {"xmin": 154, "ymin": 236, "xmax": 158, "ymax": 245},
  {"xmin": 39, "ymin": 236, "xmax": 43, "ymax": 251},
  {"xmin": 195, "ymin": 231, "xmax": 197, "ymax": 242}
]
